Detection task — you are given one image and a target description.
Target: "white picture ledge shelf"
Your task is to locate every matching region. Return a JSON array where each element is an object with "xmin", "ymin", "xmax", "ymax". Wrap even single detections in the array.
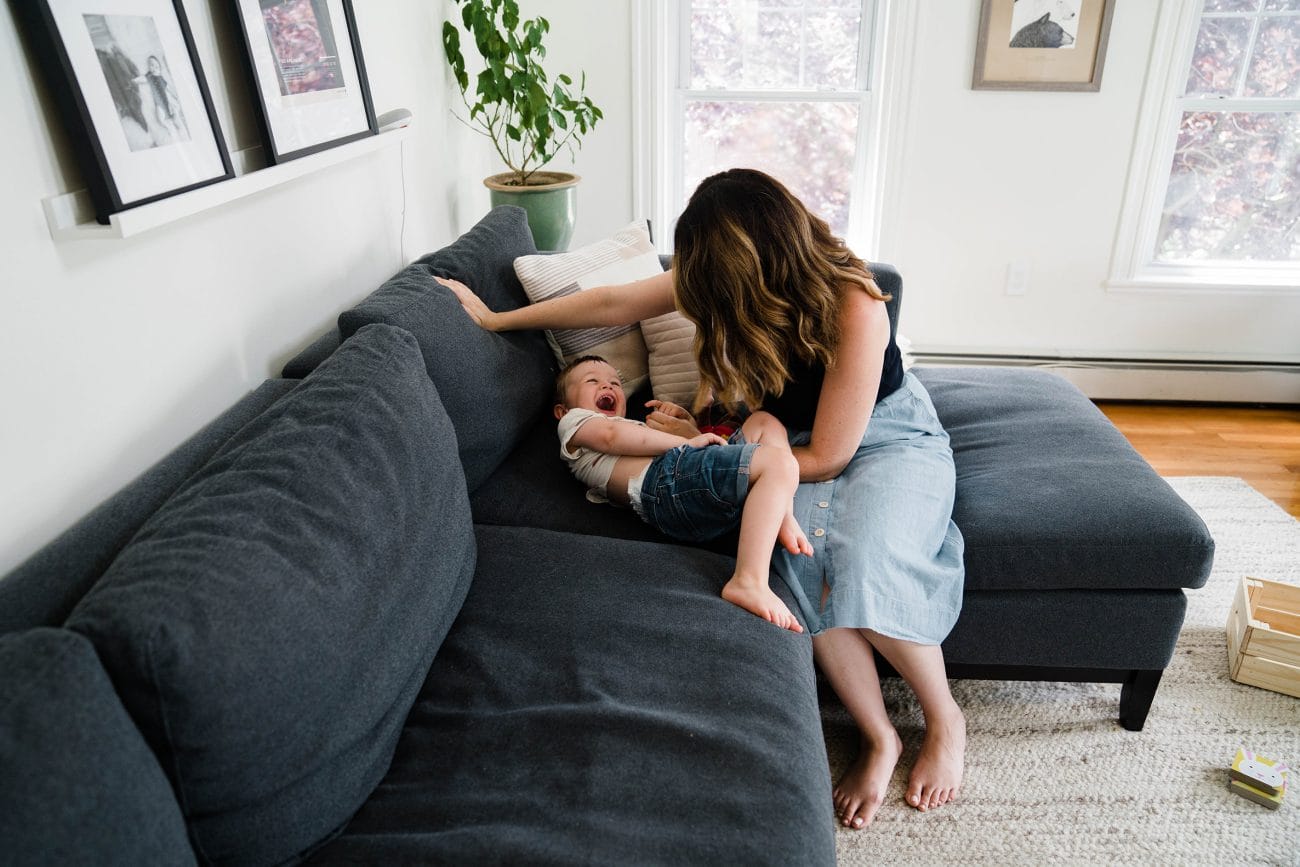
[{"xmin": 42, "ymin": 125, "xmax": 411, "ymax": 241}]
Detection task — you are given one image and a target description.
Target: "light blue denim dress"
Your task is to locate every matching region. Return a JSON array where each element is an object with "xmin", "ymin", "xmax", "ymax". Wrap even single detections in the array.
[{"xmin": 765, "ymin": 372, "xmax": 965, "ymax": 643}]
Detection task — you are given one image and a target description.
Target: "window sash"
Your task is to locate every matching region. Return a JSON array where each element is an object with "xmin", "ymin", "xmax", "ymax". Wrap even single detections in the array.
[
  {"xmin": 647, "ymin": 0, "xmax": 879, "ymax": 253},
  {"xmin": 677, "ymin": 1, "xmax": 875, "ymax": 94},
  {"xmin": 1108, "ymin": 0, "xmax": 1299, "ymax": 292}
]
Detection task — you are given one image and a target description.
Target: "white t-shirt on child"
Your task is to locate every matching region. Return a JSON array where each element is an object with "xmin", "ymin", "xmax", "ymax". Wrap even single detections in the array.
[{"xmin": 557, "ymin": 407, "xmax": 646, "ymax": 504}]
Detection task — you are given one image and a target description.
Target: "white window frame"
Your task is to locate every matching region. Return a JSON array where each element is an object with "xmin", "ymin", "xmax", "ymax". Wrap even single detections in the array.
[
  {"xmin": 1108, "ymin": 0, "xmax": 1300, "ymax": 295},
  {"xmin": 632, "ymin": 0, "xmax": 916, "ymax": 257}
]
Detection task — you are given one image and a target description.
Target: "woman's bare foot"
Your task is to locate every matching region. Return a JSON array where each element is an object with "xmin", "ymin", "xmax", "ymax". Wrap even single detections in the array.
[
  {"xmin": 834, "ymin": 729, "xmax": 904, "ymax": 829},
  {"xmin": 905, "ymin": 705, "xmax": 966, "ymax": 812},
  {"xmin": 777, "ymin": 512, "xmax": 814, "ymax": 557},
  {"xmin": 721, "ymin": 577, "xmax": 804, "ymax": 633}
]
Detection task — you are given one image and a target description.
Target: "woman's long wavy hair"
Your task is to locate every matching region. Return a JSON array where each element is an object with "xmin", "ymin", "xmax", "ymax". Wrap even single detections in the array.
[{"xmin": 672, "ymin": 168, "xmax": 889, "ymax": 412}]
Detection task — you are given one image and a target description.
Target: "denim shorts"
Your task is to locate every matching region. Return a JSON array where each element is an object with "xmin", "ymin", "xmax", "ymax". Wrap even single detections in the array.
[{"xmin": 634, "ymin": 442, "xmax": 760, "ymax": 543}]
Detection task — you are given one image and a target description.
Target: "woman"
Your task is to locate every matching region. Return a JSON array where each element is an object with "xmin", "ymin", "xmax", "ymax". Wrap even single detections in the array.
[{"xmin": 439, "ymin": 169, "xmax": 965, "ymax": 830}]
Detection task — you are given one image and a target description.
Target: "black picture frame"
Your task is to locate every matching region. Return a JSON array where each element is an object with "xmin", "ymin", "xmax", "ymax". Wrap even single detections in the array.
[
  {"xmin": 14, "ymin": 0, "xmax": 234, "ymax": 224},
  {"xmin": 231, "ymin": 0, "xmax": 378, "ymax": 164}
]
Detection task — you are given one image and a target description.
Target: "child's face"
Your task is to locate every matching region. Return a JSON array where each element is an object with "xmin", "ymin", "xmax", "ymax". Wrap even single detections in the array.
[{"xmin": 558, "ymin": 360, "xmax": 626, "ymax": 419}]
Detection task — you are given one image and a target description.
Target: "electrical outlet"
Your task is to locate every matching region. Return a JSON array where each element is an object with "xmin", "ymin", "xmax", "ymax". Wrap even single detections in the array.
[{"xmin": 1005, "ymin": 260, "xmax": 1030, "ymax": 296}]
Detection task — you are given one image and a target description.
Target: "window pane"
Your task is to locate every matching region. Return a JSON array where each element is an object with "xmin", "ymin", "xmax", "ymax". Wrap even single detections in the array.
[
  {"xmin": 1184, "ymin": 16, "xmax": 1253, "ymax": 96},
  {"xmin": 1203, "ymin": 0, "xmax": 1260, "ymax": 11},
  {"xmin": 1245, "ymin": 15, "xmax": 1300, "ymax": 96},
  {"xmin": 1156, "ymin": 111, "xmax": 1300, "ymax": 262},
  {"xmin": 683, "ymin": 100, "xmax": 858, "ymax": 238},
  {"xmin": 690, "ymin": 11, "xmax": 743, "ymax": 89},
  {"xmin": 689, "ymin": 1, "xmax": 863, "ymax": 91},
  {"xmin": 805, "ymin": 10, "xmax": 863, "ymax": 90},
  {"xmin": 1263, "ymin": 0, "xmax": 1300, "ymax": 11}
]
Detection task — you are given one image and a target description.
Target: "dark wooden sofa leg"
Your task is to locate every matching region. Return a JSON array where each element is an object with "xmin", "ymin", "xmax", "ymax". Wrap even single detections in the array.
[{"xmin": 1119, "ymin": 669, "xmax": 1163, "ymax": 731}]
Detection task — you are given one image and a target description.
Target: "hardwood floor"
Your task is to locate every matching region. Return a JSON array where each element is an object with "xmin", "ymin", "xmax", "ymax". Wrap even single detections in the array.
[{"xmin": 1095, "ymin": 402, "xmax": 1300, "ymax": 519}]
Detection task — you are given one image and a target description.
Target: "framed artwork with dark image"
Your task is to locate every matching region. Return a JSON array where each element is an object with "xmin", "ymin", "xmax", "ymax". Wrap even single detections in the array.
[
  {"xmin": 973, "ymin": 0, "xmax": 1116, "ymax": 91},
  {"xmin": 14, "ymin": 0, "xmax": 233, "ymax": 223},
  {"xmin": 232, "ymin": 0, "xmax": 377, "ymax": 164}
]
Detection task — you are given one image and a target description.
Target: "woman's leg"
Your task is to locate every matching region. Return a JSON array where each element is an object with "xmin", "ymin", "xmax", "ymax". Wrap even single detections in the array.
[
  {"xmin": 862, "ymin": 630, "xmax": 965, "ymax": 811},
  {"xmin": 814, "ymin": 626, "xmax": 903, "ymax": 829}
]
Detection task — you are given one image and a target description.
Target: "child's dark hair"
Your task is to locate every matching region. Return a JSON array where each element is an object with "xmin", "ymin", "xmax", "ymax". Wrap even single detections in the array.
[{"xmin": 554, "ymin": 354, "xmax": 611, "ymax": 405}]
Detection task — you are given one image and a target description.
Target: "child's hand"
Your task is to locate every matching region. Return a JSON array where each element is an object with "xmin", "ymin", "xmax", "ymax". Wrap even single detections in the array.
[
  {"xmin": 685, "ymin": 433, "xmax": 727, "ymax": 449},
  {"xmin": 646, "ymin": 399, "xmax": 701, "ymax": 438}
]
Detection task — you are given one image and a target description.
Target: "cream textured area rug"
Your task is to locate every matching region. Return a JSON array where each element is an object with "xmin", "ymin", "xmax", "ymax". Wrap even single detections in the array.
[{"xmin": 826, "ymin": 477, "xmax": 1300, "ymax": 866}]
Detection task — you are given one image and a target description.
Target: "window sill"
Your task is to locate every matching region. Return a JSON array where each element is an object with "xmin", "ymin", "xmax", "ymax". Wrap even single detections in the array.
[{"xmin": 1105, "ymin": 265, "xmax": 1300, "ymax": 295}]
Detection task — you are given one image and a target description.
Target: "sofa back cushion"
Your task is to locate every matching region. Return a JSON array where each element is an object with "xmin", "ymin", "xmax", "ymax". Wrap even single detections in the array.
[
  {"xmin": 66, "ymin": 324, "xmax": 476, "ymax": 865},
  {"xmin": 339, "ymin": 205, "xmax": 556, "ymax": 492},
  {"xmin": 0, "ymin": 628, "xmax": 194, "ymax": 864}
]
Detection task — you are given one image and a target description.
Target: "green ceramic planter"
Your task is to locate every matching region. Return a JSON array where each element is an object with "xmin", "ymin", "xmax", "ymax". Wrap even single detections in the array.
[{"xmin": 484, "ymin": 171, "xmax": 580, "ymax": 252}]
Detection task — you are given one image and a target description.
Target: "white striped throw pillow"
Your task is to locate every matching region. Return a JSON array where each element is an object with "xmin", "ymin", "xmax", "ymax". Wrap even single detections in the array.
[{"xmin": 513, "ymin": 221, "xmax": 663, "ymax": 396}]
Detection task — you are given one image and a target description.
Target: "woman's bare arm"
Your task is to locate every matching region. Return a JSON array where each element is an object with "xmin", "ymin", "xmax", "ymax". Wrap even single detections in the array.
[
  {"xmin": 791, "ymin": 290, "xmax": 889, "ymax": 483},
  {"xmin": 437, "ymin": 270, "xmax": 676, "ymax": 332}
]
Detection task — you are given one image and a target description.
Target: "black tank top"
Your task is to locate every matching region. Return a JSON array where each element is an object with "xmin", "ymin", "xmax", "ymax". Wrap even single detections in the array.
[{"xmin": 760, "ymin": 316, "xmax": 903, "ymax": 433}]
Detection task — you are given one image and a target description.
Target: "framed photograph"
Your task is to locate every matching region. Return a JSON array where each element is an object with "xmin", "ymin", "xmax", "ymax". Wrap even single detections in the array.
[
  {"xmin": 232, "ymin": 0, "xmax": 377, "ymax": 164},
  {"xmin": 973, "ymin": 0, "xmax": 1116, "ymax": 92},
  {"xmin": 15, "ymin": 0, "xmax": 233, "ymax": 224}
]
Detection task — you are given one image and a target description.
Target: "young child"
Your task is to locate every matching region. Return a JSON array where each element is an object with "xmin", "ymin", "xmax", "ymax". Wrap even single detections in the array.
[{"xmin": 554, "ymin": 355, "xmax": 812, "ymax": 633}]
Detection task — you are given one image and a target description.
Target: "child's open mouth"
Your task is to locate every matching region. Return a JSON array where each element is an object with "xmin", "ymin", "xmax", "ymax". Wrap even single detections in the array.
[{"xmin": 595, "ymin": 394, "xmax": 616, "ymax": 412}]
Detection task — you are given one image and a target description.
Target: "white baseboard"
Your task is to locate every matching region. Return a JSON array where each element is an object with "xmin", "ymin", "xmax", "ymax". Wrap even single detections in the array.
[{"xmin": 913, "ymin": 354, "xmax": 1300, "ymax": 404}]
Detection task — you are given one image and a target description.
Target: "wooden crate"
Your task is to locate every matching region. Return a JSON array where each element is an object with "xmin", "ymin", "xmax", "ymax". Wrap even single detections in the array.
[{"xmin": 1226, "ymin": 577, "xmax": 1300, "ymax": 700}]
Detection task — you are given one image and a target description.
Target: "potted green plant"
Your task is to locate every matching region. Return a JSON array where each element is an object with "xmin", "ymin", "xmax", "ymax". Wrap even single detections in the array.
[{"xmin": 442, "ymin": 0, "xmax": 603, "ymax": 251}]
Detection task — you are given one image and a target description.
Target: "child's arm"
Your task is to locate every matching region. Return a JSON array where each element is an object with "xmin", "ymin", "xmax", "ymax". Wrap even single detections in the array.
[
  {"xmin": 644, "ymin": 399, "xmax": 701, "ymax": 438},
  {"xmin": 570, "ymin": 416, "xmax": 724, "ymax": 457}
]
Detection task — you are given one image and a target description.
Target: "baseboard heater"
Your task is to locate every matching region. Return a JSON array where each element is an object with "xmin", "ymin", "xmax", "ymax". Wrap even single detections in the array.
[{"xmin": 911, "ymin": 352, "xmax": 1300, "ymax": 404}]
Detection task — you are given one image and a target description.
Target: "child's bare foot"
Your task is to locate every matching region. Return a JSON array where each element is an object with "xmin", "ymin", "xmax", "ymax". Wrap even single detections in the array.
[
  {"xmin": 834, "ymin": 729, "xmax": 903, "ymax": 829},
  {"xmin": 777, "ymin": 512, "xmax": 814, "ymax": 557},
  {"xmin": 721, "ymin": 577, "xmax": 804, "ymax": 633},
  {"xmin": 905, "ymin": 704, "xmax": 965, "ymax": 812}
]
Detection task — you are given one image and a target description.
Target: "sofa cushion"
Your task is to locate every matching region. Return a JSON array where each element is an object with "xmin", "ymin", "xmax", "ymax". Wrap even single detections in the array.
[
  {"xmin": 339, "ymin": 206, "xmax": 554, "ymax": 492},
  {"xmin": 915, "ymin": 367, "xmax": 1214, "ymax": 593},
  {"xmin": 66, "ymin": 324, "xmax": 476, "ymax": 866},
  {"xmin": 0, "ymin": 628, "xmax": 194, "ymax": 864},
  {"xmin": 308, "ymin": 526, "xmax": 835, "ymax": 865}
]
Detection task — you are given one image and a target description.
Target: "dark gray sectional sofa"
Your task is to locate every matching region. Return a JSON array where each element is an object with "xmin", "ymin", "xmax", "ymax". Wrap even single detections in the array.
[{"xmin": 0, "ymin": 206, "xmax": 1214, "ymax": 865}]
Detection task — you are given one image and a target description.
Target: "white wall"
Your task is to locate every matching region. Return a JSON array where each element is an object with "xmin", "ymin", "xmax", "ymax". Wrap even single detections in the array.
[
  {"xmin": 0, "ymin": 1, "xmax": 461, "ymax": 575},
  {"xmin": 881, "ymin": 1, "xmax": 1300, "ymax": 364}
]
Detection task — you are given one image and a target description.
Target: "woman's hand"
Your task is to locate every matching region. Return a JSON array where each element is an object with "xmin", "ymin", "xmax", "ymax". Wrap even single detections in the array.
[
  {"xmin": 645, "ymin": 399, "xmax": 701, "ymax": 438},
  {"xmin": 685, "ymin": 433, "xmax": 727, "ymax": 449},
  {"xmin": 434, "ymin": 276, "xmax": 500, "ymax": 331}
]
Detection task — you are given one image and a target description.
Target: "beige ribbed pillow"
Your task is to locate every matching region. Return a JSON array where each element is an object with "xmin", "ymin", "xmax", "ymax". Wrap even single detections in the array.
[
  {"xmin": 640, "ymin": 306, "xmax": 701, "ymax": 409},
  {"xmin": 513, "ymin": 222, "xmax": 661, "ymax": 394}
]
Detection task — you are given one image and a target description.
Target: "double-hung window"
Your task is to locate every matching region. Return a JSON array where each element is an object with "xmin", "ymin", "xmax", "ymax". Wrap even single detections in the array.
[
  {"xmin": 1112, "ymin": 0, "xmax": 1300, "ymax": 290},
  {"xmin": 635, "ymin": 0, "xmax": 888, "ymax": 253}
]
